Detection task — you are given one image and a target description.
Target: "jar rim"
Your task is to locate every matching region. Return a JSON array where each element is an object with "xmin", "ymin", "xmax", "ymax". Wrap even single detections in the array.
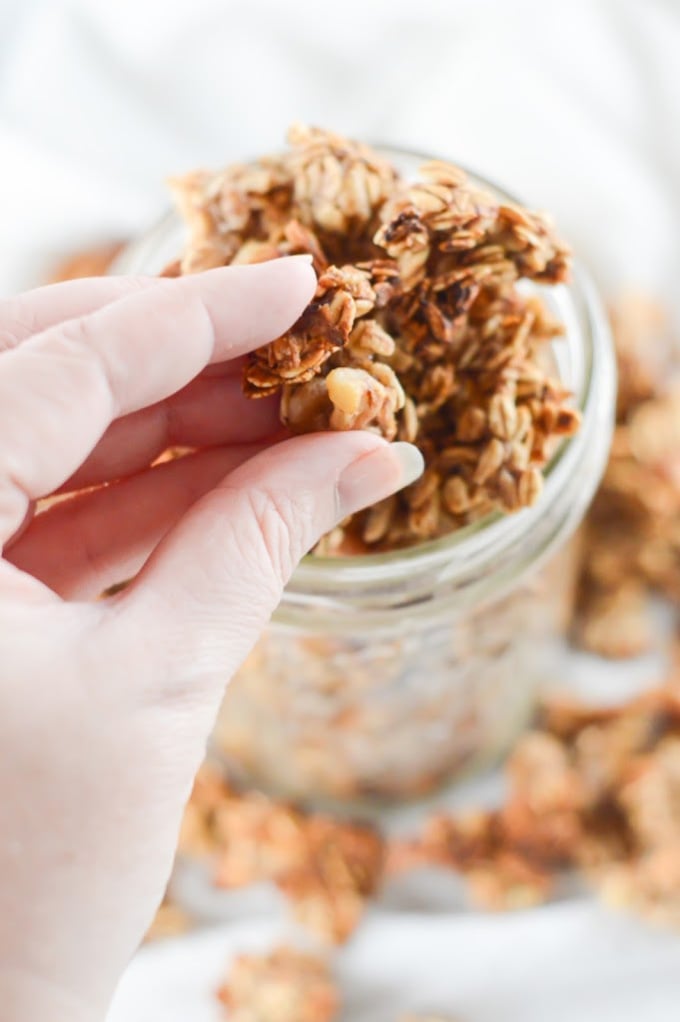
[{"xmin": 112, "ymin": 143, "xmax": 615, "ymax": 601}]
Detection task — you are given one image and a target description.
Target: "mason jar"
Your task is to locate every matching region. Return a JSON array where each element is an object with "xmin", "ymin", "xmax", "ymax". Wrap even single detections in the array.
[{"xmin": 113, "ymin": 147, "xmax": 615, "ymax": 808}]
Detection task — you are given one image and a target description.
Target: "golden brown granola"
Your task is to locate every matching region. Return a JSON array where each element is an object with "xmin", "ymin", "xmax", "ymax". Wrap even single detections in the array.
[
  {"xmin": 143, "ymin": 896, "xmax": 192, "ymax": 942},
  {"xmin": 180, "ymin": 764, "xmax": 384, "ymax": 944},
  {"xmin": 386, "ymin": 683, "xmax": 680, "ymax": 923},
  {"xmin": 47, "ymin": 240, "xmax": 126, "ymax": 282},
  {"xmin": 217, "ymin": 945, "xmax": 339, "ymax": 1022},
  {"xmin": 573, "ymin": 293, "xmax": 679, "ymax": 657},
  {"xmin": 169, "ymin": 126, "xmax": 579, "ymax": 550}
]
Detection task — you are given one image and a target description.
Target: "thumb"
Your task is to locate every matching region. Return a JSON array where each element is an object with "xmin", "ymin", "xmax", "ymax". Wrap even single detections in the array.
[{"xmin": 116, "ymin": 432, "xmax": 423, "ymax": 695}]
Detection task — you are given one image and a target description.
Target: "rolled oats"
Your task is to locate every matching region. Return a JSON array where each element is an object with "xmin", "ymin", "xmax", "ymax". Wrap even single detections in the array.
[{"xmin": 169, "ymin": 126, "xmax": 579, "ymax": 551}]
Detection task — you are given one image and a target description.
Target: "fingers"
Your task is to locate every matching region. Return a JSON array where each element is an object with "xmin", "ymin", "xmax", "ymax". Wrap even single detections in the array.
[
  {"xmin": 0, "ymin": 275, "xmax": 161, "ymax": 354},
  {"xmin": 0, "ymin": 257, "xmax": 315, "ymax": 545},
  {"xmin": 5, "ymin": 445, "xmax": 265, "ymax": 600},
  {"xmin": 117, "ymin": 433, "xmax": 424, "ymax": 695},
  {"xmin": 59, "ymin": 375, "xmax": 282, "ymax": 492}
]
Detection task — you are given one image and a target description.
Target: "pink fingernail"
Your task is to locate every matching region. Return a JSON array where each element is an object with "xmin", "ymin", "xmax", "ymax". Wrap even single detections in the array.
[{"xmin": 337, "ymin": 442, "xmax": 424, "ymax": 517}]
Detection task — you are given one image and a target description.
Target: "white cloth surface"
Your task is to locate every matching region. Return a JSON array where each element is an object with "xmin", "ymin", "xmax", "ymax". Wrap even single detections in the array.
[
  {"xmin": 108, "ymin": 905, "xmax": 680, "ymax": 1022},
  {"xmin": 1, "ymin": 0, "xmax": 680, "ymax": 1018}
]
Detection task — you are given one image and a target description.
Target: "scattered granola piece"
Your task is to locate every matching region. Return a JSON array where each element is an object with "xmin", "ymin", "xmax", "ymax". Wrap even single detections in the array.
[
  {"xmin": 217, "ymin": 946, "xmax": 339, "ymax": 1022},
  {"xmin": 181, "ymin": 764, "xmax": 385, "ymax": 944},
  {"xmin": 47, "ymin": 240, "xmax": 126, "ymax": 282},
  {"xmin": 276, "ymin": 816, "xmax": 385, "ymax": 943},
  {"xmin": 573, "ymin": 291, "xmax": 679, "ymax": 657},
  {"xmin": 143, "ymin": 896, "xmax": 192, "ymax": 942}
]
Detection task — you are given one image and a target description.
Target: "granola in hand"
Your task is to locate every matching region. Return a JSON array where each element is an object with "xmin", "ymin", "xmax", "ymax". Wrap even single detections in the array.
[{"xmin": 169, "ymin": 125, "xmax": 579, "ymax": 551}]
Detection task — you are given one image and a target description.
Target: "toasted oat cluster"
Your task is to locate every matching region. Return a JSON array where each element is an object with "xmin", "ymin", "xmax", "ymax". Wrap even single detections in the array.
[
  {"xmin": 169, "ymin": 125, "xmax": 579, "ymax": 550},
  {"xmin": 217, "ymin": 946, "xmax": 339, "ymax": 1022},
  {"xmin": 180, "ymin": 765, "xmax": 385, "ymax": 944},
  {"xmin": 388, "ymin": 684, "xmax": 680, "ymax": 922},
  {"xmin": 573, "ymin": 293, "xmax": 680, "ymax": 657}
]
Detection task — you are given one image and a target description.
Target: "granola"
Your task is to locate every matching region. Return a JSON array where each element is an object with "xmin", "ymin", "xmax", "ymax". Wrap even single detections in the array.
[
  {"xmin": 47, "ymin": 240, "xmax": 126, "ymax": 282},
  {"xmin": 180, "ymin": 765, "xmax": 384, "ymax": 944},
  {"xmin": 169, "ymin": 126, "xmax": 579, "ymax": 551},
  {"xmin": 385, "ymin": 683, "xmax": 680, "ymax": 924},
  {"xmin": 143, "ymin": 895, "xmax": 192, "ymax": 942},
  {"xmin": 217, "ymin": 946, "xmax": 339, "ymax": 1022},
  {"xmin": 573, "ymin": 293, "xmax": 679, "ymax": 657}
]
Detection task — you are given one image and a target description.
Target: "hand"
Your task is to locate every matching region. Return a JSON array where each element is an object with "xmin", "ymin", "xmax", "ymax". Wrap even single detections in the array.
[{"xmin": 0, "ymin": 257, "xmax": 423, "ymax": 1021}]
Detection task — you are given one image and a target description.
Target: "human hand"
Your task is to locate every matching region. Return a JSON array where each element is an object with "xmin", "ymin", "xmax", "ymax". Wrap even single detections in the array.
[{"xmin": 0, "ymin": 257, "xmax": 423, "ymax": 1020}]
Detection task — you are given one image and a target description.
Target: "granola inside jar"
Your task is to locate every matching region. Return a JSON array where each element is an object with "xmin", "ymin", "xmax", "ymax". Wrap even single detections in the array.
[{"xmin": 113, "ymin": 140, "xmax": 615, "ymax": 807}]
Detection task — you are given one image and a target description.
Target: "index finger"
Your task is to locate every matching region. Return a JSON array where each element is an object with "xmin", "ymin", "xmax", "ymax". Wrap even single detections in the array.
[
  {"xmin": 0, "ymin": 275, "xmax": 162, "ymax": 354},
  {"xmin": 0, "ymin": 256, "xmax": 315, "ymax": 545}
]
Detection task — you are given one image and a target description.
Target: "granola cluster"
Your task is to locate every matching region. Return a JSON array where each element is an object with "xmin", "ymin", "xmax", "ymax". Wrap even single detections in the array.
[
  {"xmin": 217, "ymin": 946, "xmax": 339, "ymax": 1022},
  {"xmin": 215, "ymin": 944, "xmax": 460, "ymax": 1022},
  {"xmin": 179, "ymin": 765, "xmax": 385, "ymax": 944},
  {"xmin": 169, "ymin": 125, "xmax": 579, "ymax": 550},
  {"xmin": 389, "ymin": 684, "xmax": 680, "ymax": 923},
  {"xmin": 573, "ymin": 293, "xmax": 679, "ymax": 657}
]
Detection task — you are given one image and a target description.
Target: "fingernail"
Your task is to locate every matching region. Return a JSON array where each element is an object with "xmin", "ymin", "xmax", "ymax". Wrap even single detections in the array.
[{"xmin": 337, "ymin": 441, "xmax": 425, "ymax": 518}]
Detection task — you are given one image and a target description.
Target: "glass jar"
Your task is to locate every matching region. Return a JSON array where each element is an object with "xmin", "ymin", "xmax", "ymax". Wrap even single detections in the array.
[{"xmin": 113, "ymin": 147, "xmax": 615, "ymax": 808}]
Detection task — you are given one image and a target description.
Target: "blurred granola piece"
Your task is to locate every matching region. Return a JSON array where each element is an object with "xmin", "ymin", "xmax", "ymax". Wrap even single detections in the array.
[
  {"xmin": 177, "ymin": 762, "xmax": 235, "ymax": 858},
  {"xmin": 217, "ymin": 945, "xmax": 339, "ymax": 1022},
  {"xmin": 276, "ymin": 816, "xmax": 385, "ymax": 943},
  {"xmin": 143, "ymin": 895, "xmax": 192, "ymax": 942},
  {"xmin": 610, "ymin": 291, "xmax": 672, "ymax": 419},
  {"xmin": 388, "ymin": 683, "xmax": 680, "ymax": 926},
  {"xmin": 168, "ymin": 158, "xmax": 293, "ymax": 274},
  {"xmin": 180, "ymin": 764, "xmax": 385, "ymax": 943},
  {"xmin": 573, "ymin": 290, "xmax": 679, "ymax": 657},
  {"xmin": 465, "ymin": 851, "xmax": 554, "ymax": 910},
  {"xmin": 47, "ymin": 240, "xmax": 126, "ymax": 282},
  {"xmin": 574, "ymin": 584, "xmax": 655, "ymax": 659}
]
